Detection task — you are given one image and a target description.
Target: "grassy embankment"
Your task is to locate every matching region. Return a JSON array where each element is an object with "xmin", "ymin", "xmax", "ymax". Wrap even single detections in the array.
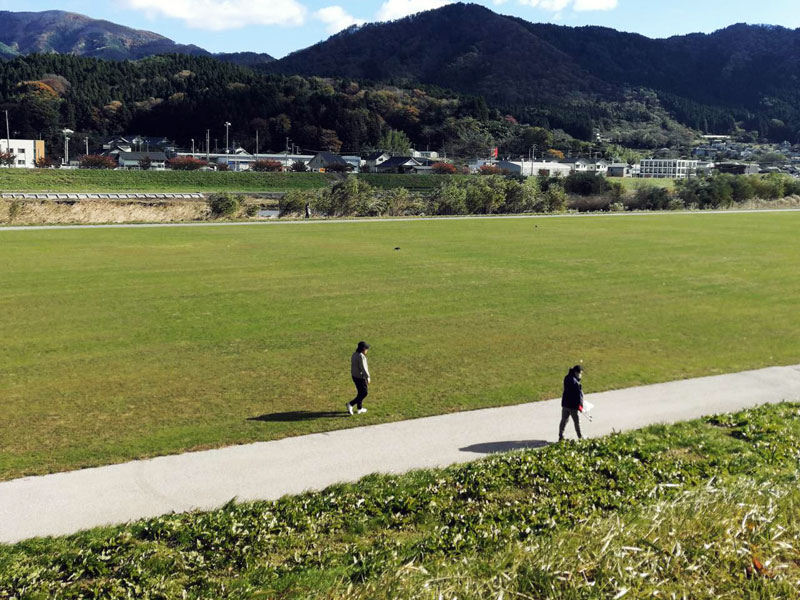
[
  {"xmin": 0, "ymin": 169, "xmax": 457, "ymax": 193},
  {"xmin": 1, "ymin": 403, "xmax": 799, "ymax": 598},
  {"xmin": 1, "ymin": 213, "xmax": 799, "ymax": 481},
  {"xmin": 617, "ymin": 177, "xmax": 677, "ymax": 192}
]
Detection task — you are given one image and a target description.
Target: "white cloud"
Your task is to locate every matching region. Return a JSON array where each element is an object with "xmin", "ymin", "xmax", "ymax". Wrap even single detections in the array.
[
  {"xmin": 376, "ymin": 0, "xmax": 454, "ymax": 22},
  {"xmin": 124, "ymin": 0, "xmax": 307, "ymax": 31},
  {"xmin": 315, "ymin": 6, "xmax": 366, "ymax": 34},
  {"xmin": 573, "ymin": 0, "xmax": 618, "ymax": 10},
  {"xmin": 518, "ymin": 0, "xmax": 618, "ymax": 11}
]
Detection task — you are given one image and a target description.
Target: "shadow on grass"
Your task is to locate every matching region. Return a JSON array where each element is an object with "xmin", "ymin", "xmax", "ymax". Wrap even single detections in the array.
[
  {"xmin": 248, "ymin": 411, "xmax": 347, "ymax": 423},
  {"xmin": 460, "ymin": 440, "xmax": 550, "ymax": 454}
]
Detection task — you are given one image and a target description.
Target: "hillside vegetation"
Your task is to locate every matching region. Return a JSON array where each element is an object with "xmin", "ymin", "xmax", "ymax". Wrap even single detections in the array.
[{"xmin": 271, "ymin": 3, "xmax": 800, "ymax": 143}]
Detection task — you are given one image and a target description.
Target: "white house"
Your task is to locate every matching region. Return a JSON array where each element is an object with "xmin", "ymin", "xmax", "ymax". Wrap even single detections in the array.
[
  {"xmin": 594, "ymin": 159, "xmax": 609, "ymax": 175},
  {"xmin": 559, "ymin": 158, "xmax": 593, "ymax": 172},
  {"xmin": 411, "ymin": 149, "xmax": 439, "ymax": 161},
  {"xmin": 117, "ymin": 152, "xmax": 167, "ymax": 170},
  {"xmin": 363, "ymin": 152, "xmax": 391, "ymax": 172},
  {"xmin": 0, "ymin": 138, "xmax": 46, "ymax": 168},
  {"xmin": 469, "ymin": 159, "xmax": 572, "ymax": 177}
]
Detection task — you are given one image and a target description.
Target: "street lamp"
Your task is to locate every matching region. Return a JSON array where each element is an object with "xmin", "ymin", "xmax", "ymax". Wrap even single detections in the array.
[
  {"xmin": 62, "ymin": 128, "xmax": 74, "ymax": 166},
  {"xmin": 191, "ymin": 138, "xmax": 195, "ymax": 156},
  {"xmin": 224, "ymin": 122, "xmax": 231, "ymax": 156}
]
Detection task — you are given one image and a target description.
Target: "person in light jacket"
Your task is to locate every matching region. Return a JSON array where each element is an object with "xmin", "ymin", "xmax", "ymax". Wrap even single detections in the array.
[
  {"xmin": 347, "ymin": 341, "xmax": 371, "ymax": 415},
  {"xmin": 559, "ymin": 365, "xmax": 584, "ymax": 441}
]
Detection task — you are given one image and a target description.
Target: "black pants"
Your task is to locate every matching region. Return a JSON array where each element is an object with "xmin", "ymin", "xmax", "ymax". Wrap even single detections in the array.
[
  {"xmin": 349, "ymin": 377, "xmax": 369, "ymax": 409},
  {"xmin": 559, "ymin": 408, "xmax": 582, "ymax": 440}
]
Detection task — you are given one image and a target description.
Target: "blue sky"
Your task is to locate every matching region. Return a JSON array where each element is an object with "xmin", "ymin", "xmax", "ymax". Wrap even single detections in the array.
[{"xmin": 3, "ymin": 0, "xmax": 800, "ymax": 58}]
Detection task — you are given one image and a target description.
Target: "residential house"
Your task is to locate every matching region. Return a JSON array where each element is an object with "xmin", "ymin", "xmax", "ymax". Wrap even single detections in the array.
[
  {"xmin": 559, "ymin": 158, "xmax": 593, "ymax": 172},
  {"xmin": 375, "ymin": 156, "xmax": 423, "ymax": 174},
  {"xmin": 103, "ymin": 135, "xmax": 175, "ymax": 156},
  {"xmin": 363, "ymin": 152, "xmax": 391, "ymax": 173},
  {"xmin": 594, "ymin": 159, "xmax": 609, "ymax": 175},
  {"xmin": 342, "ymin": 155, "xmax": 362, "ymax": 173},
  {"xmin": 606, "ymin": 163, "xmax": 632, "ymax": 178},
  {"xmin": 307, "ymin": 151, "xmax": 352, "ymax": 172},
  {"xmin": 469, "ymin": 159, "xmax": 571, "ymax": 177},
  {"xmin": 0, "ymin": 138, "xmax": 46, "ymax": 168},
  {"xmin": 716, "ymin": 162, "xmax": 760, "ymax": 175},
  {"xmin": 117, "ymin": 151, "xmax": 167, "ymax": 170},
  {"xmin": 411, "ymin": 149, "xmax": 439, "ymax": 161}
]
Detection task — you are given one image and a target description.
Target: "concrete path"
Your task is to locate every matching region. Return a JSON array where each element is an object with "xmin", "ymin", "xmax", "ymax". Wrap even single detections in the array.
[
  {"xmin": 1, "ymin": 364, "xmax": 799, "ymax": 544},
  {"xmin": 1, "ymin": 208, "xmax": 799, "ymax": 232}
]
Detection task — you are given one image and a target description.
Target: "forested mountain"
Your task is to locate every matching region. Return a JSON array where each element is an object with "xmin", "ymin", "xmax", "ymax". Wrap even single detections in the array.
[
  {"xmin": 270, "ymin": 3, "xmax": 800, "ymax": 142},
  {"xmin": 0, "ymin": 11, "xmax": 274, "ymax": 64},
  {"xmin": 0, "ymin": 53, "xmax": 528, "ymax": 160}
]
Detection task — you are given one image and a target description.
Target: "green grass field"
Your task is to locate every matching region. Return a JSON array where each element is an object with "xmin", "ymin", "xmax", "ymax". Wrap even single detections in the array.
[
  {"xmin": 0, "ymin": 169, "xmax": 455, "ymax": 193},
  {"xmin": 0, "ymin": 169, "xmax": 334, "ymax": 192},
  {"xmin": 1, "ymin": 213, "xmax": 799, "ymax": 481}
]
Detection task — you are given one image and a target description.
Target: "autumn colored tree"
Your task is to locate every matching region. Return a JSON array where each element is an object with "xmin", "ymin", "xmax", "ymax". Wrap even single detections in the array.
[
  {"xmin": 547, "ymin": 149, "xmax": 565, "ymax": 160},
  {"xmin": 80, "ymin": 154, "xmax": 117, "ymax": 169},
  {"xmin": 432, "ymin": 162, "xmax": 457, "ymax": 174},
  {"xmin": 35, "ymin": 156, "xmax": 57, "ymax": 168},
  {"xmin": 252, "ymin": 160, "xmax": 283, "ymax": 172},
  {"xmin": 479, "ymin": 164, "xmax": 506, "ymax": 176},
  {"xmin": 0, "ymin": 151, "xmax": 16, "ymax": 167},
  {"xmin": 168, "ymin": 156, "xmax": 208, "ymax": 171}
]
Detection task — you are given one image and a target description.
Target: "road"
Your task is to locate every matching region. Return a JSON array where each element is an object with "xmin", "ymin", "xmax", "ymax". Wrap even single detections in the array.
[{"xmin": 1, "ymin": 364, "xmax": 798, "ymax": 544}]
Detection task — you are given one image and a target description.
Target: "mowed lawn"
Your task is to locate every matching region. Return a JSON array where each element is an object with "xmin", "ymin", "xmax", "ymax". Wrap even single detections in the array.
[{"xmin": 1, "ymin": 213, "xmax": 799, "ymax": 481}]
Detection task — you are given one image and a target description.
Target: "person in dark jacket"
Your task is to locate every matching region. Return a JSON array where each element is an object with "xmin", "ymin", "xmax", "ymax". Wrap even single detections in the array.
[
  {"xmin": 347, "ymin": 341, "xmax": 371, "ymax": 415},
  {"xmin": 559, "ymin": 365, "xmax": 584, "ymax": 441}
]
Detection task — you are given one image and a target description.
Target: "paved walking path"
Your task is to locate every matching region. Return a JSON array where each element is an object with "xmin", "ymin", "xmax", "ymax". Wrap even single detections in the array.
[
  {"xmin": 1, "ymin": 364, "xmax": 799, "ymax": 544},
  {"xmin": 1, "ymin": 208, "xmax": 799, "ymax": 232}
]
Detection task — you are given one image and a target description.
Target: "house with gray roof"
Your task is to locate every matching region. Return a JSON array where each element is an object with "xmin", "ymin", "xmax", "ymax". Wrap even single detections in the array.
[
  {"xmin": 117, "ymin": 152, "xmax": 167, "ymax": 170},
  {"xmin": 307, "ymin": 152, "xmax": 352, "ymax": 172}
]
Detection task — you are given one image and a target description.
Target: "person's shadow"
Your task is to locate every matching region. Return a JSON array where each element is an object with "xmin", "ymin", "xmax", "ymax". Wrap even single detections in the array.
[
  {"xmin": 248, "ymin": 411, "xmax": 346, "ymax": 423},
  {"xmin": 459, "ymin": 440, "xmax": 550, "ymax": 454}
]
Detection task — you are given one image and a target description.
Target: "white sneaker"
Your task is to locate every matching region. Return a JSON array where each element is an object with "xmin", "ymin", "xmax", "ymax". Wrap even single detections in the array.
[
  {"xmin": 358, "ymin": 408, "xmax": 367, "ymax": 414},
  {"xmin": 346, "ymin": 403, "xmax": 354, "ymax": 415}
]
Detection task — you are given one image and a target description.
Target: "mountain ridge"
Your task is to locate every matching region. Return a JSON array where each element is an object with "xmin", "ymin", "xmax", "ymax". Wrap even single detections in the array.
[
  {"xmin": 0, "ymin": 10, "xmax": 275, "ymax": 65},
  {"xmin": 268, "ymin": 3, "xmax": 800, "ymax": 140}
]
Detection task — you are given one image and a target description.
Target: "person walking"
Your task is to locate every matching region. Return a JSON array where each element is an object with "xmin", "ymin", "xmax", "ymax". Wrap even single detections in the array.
[
  {"xmin": 347, "ymin": 341, "xmax": 371, "ymax": 415},
  {"xmin": 559, "ymin": 365, "xmax": 584, "ymax": 441}
]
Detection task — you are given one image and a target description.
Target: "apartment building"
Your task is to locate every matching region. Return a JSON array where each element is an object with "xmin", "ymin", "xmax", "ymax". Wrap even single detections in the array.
[
  {"xmin": 0, "ymin": 138, "xmax": 46, "ymax": 168},
  {"xmin": 639, "ymin": 159, "xmax": 698, "ymax": 179}
]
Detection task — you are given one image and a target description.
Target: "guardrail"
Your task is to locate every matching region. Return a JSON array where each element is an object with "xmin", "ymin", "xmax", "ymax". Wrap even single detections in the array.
[{"xmin": 0, "ymin": 193, "xmax": 206, "ymax": 200}]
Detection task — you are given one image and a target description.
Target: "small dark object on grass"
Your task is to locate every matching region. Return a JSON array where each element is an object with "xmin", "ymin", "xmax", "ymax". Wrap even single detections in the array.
[{"xmin": 394, "ymin": 247, "xmax": 401, "ymax": 250}]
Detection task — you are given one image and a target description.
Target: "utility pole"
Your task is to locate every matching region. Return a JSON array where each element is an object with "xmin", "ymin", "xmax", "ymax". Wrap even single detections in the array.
[
  {"xmin": 4, "ymin": 110, "xmax": 10, "ymax": 157},
  {"xmin": 191, "ymin": 138, "xmax": 195, "ymax": 156},
  {"xmin": 206, "ymin": 129, "xmax": 210, "ymax": 161},
  {"xmin": 85, "ymin": 137, "xmax": 89, "ymax": 156},
  {"xmin": 62, "ymin": 128, "xmax": 74, "ymax": 166},
  {"xmin": 224, "ymin": 121, "xmax": 231, "ymax": 157},
  {"xmin": 255, "ymin": 130, "xmax": 259, "ymax": 159}
]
